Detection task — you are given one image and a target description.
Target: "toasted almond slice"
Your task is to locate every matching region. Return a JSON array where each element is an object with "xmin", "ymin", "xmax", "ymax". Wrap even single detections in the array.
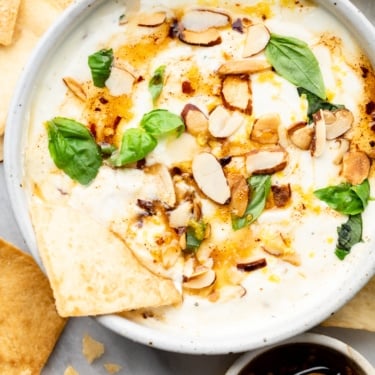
[
  {"xmin": 168, "ymin": 200, "xmax": 193, "ymax": 228},
  {"xmin": 137, "ymin": 11, "xmax": 167, "ymax": 27},
  {"xmin": 181, "ymin": 9, "xmax": 230, "ymax": 32},
  {"xmin": 287, "ymin": 121, "xmax": 313, "ymax": 150},
  {"xmin": 179, "ymin": 27, "xmax": 222, "ymax": 46},
  {"xmin": 183, "ymin": 257, "xmax": 196, "ymax": 278},
  {"xmin": 105, "ymin": 67, "xmax": 135, "ymax": 96},
  {"xmin": 243, "ymin": 23, "xmax": 270, "ymax": 57},
  {"xmin": 333, "ymin": 139, "xmax": 350, "ymax": 165},
  {"xmin": 181, "ymin": 104, "xmax": 209, "ymax": 135},
  {"xmin": 246, "ymin": 146, "xmax": 288, "ymax": 175},
  {"xmin": 324, "ymin": 109, "xmax": 354, "ymax": 140},
  {"xmin": 192, "ymin": 152, "xmax": 231, "ymax": 204},
  {"xmin": 209, "ymin": 105, "xmax": 246, "ymax": 138},
  {"xmin": 183, "ymin": 268, "xmax": 216, "ymax": 289},
  {"xmin": 342, "ymin": 150, "xmax": 370, "ymax": 185},
  {"xmin": 221, "ymin": 76, "xmax": 252, "ymax": 114},
  {"xmin": 251, "ymin": 113, "xmax": 280, "ymax": 144},
  {"xmin": 227, "ymin": 173, "xmax": 249, "ymax": 217},
  {"xmin": 62, "ymin": 77, "xmax": 87, "ymax": 101},
  {"xmin": 145, "ymin": 164, "xmax": 176, "ymax": 207},
  {"xmin": 113, "ymin": 59, "xmax": 138, "ymax": 79},
  {"xmin": 219, "ymin": 285, "xmax": 247, "ymax": 301},
  {"xmin": 218, "ymin": 58, "xmax": 271, "ymax": 75},
  {"xmin": 311, "ymin": 110, "xmax": 326, "ymax": 157}
]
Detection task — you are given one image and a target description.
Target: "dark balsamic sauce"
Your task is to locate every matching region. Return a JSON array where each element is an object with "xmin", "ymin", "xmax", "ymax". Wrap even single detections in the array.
[{"xmin": 238, "ymin": 343, "xmax": 365, "ymax": 375}]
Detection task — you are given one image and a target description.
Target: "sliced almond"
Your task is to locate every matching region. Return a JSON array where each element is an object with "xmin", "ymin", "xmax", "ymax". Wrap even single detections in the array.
[
  {"xmin": 145, "ymin": 164, "xmax": 176, "ymax": 207},
  {"xmin": 179, "ymin": 27, "xmax": 222, "ymax": 46},
  {"xmin": 137, "ymin": 12, "xmax": 167, "ymax": 27},
  {"xmin": 287, "ymin": 121, "xmax": 313, "ymax": 150},
  {"xmin": 333, "ymin": 139, "xmax": 350, "ymax": 165},
  {"xmin": 209, "ymin": 105, "xmax": 246, "ymax": 138},
  {"xmin": 221, "ymin": 75, "xmax": 252, "ymax": 114},
  {"xmin": 342, "ymin": 150, "xmax": 370, "ymax": 185},
  {"xmin": 113, "ymin": 59, "xmax": 138, "ymax": 79},
  {"xmin": 192, "ymin": 152, "xmax": 231, "ymax": 204},
  {"xmin": 311, "ymin": 110, "xmax": 326, "ymax": 157},
  {"xmin": 246, "ymin": 146, "xmax": 288, "ymax": 175},
  {"xmin": 251, "ymin": 113, "xmax": 280, "ymax": 144},
  {"xmin": 214, "ymin": 285, "xmax": 247, "ymax": 302},
  {"xmin": 181, "ymin": 9, "xmax": 230, "ymax": 32},
  {"xmin": 183, "ymin": 268, "xmax": 216, "ymax": 289},
  {"xmin": 62, "ymin": 77, "xmax": 87, "ymax": 101},
  {"xmin": 227, "ymin": 173, "xmax": 249, "ymax": 217},
  {"xmin": 181, "ymin": 104, "xmax": 209, "ymax": 136},
  {"xmin": 218, "ymin": 58, "xmax": 271, "ymax": 75},
  {"xmin": 105, "ymin": 67, "xmax": 135, "ymax": 96},
  {"xmin": 183, "ymin": 257, "xmax": 196, "ymax": 278},
  {"xmin": 242, "ymin": 23, "xmax": 270, "ymax": 57},
  {"xmin": 168, "ymin": 200, "xmax": 193, "ymax": 228},
  {"xmin": 324, "ymin": 109, "xmax": 354, "ymax": 140}
]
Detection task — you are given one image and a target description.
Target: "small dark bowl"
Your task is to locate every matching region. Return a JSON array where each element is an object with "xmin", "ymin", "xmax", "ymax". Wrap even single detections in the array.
[{"xmin": 225, "ymin": 333, "xmax": 375, "ymax": 375}]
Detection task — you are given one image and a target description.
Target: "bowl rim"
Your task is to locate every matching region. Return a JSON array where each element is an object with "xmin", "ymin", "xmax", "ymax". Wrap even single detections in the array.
[
  {"xmin": 4, "ymin": 0, "xmax": 375, "ymax": 355},
  {"xmin": 224, "ymin": 332, "xmax": 375, "ymax": 375}
]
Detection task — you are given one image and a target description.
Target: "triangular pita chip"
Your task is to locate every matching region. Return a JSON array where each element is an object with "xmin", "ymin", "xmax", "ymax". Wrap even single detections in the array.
[
  {"xmin": 0, "ymin": 237, "xmax": 66, "ymax": 375},
  {"xmin": 30, "ymin": 203, "xmax": 182, "ymax": 317},
  {"xmin": 323, "ymin": 276, "xmax": 375, "ymax": 332}
]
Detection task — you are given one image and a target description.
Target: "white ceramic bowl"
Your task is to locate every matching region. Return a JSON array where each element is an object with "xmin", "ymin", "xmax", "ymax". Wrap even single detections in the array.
[
  {"xmin": 4, "ymin": 0, "xmax": 375, "ymax": 354},
  {"xmin": 225, "ymin": 333, "xmax": 375, "ymax": 374}
]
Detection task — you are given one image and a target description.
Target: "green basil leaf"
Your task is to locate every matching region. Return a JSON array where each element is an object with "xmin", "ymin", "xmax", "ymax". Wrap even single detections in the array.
[
  {"xmin": 314, "ymin": 180, "xmax": 370, "ymax": 215},
  {"xmin": 88, "ymin": 48, "xmax": 114, "ymax": 88},
  {"xmin": 335, "ymin": 214, "xmax": 362, "ymax": 260},
  {"xmin": 140, "ymin": 109, "xmax": 185, "ymax": 138},
  {"xmin": 265, "ymin": 34, "xmax": 326, "ymax": 99},
  {"xmin": 351, "ymin": 179, "xmax": 370, "ymax": 209},
  {"xmin": 110, "ymin": 128, "xmax": 157, "ymax": 167},
  {"xmin": 149, "ymin": 65, "xmax": 166, "ymax": 105},
  {"xmin": 185, "ymin": 220, "xmax": 207, "ymax": 253},
  {"xmin": 46, "ymin": 117, "xmax": 102, "ymax": 185},
  {"xmin": 297, "ymin": 87, "xmax": 345, "ymax": 122},
  {"xmin": 232, "ymin": 175, "xmax": 272, "ymax": 230}
]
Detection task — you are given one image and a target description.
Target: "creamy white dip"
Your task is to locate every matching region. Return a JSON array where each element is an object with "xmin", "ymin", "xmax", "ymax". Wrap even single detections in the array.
[{"xmin": 24, "ymin": 0, "xmax": 375, "ymax": 344}]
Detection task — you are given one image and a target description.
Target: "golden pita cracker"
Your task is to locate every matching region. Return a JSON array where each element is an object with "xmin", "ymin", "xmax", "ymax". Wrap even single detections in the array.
[
  {"xmin": 0, "ymin": 0, "xmax": 74, "ymax": 159},
  {"xmin": 0, "ymin": 237, "xmax": 66, "ymax": 375},
  {"xmin": 0, "ymin": 0, "xmax": 21, "ymax": 46},
  {"xmin": 323, "ymin": 276, "xmax": 375, "ymax": 332},
  {"xmin": 30, "ymin": 203, "xmax": 182, "ymax": 317}
]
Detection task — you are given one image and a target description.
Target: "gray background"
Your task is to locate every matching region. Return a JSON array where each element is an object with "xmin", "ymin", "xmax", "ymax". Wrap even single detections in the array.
[{"xmin": 1, "ymin": 0, "xmax": 374, "ymax": 373}]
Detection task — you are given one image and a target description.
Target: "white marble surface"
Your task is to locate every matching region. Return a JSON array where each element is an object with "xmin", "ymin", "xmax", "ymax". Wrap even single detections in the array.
[{"xmin": 1, "ymin": 0, "xmax": 374, "ymax": 373}]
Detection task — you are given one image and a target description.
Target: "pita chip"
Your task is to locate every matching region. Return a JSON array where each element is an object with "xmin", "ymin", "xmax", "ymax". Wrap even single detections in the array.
[
  {"xmin": 0, "ymin": 0, "xmax": 74, "ymax": 160},
  {"xmin": 0, "ymin": 0, "xmax": 21, "ymax": 46},
  {"xmin": 30, "ymin": 203, "xmax": 182, "ymax": 317},
  {"xmin": 323, "ymin": 276, "xmax": 375, "ymax": 332},
  {"xmin": 0, "ymin": 237, "xmax": 66, "ymax": 375}
]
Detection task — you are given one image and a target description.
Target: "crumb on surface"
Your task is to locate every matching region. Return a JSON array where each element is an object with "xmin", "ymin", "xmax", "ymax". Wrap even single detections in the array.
[
  {"xmin": 82, "ymin": 333, "xmax": 105, "ymax": 364},
  {"xmin": 64, "ymin": 365, "xmax": 79, "ymax": 375},
  {"xmin": 104, "ymin": 363, "xmax": 122, "ymax": 374}
]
